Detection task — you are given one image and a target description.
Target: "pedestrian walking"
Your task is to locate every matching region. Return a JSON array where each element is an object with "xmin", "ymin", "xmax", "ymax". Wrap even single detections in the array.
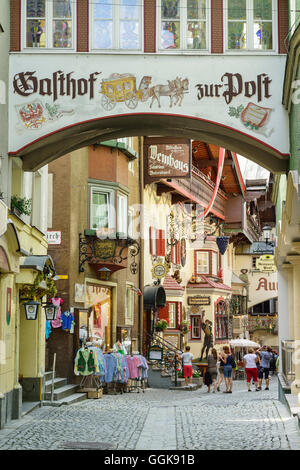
[
  {"xmin": 270, "ymin": 350, "xmax": 278, "ymax": 376},
  {"xmin": 243, "ymin": 348, "xmax": 260, "ymax": 392},
  {"xmin": 181, "ymin": 345, "xmax": 194, "ymax": 387},
  {"xmin": 219, "ymin": 346, "xmax": 233, "ymax": 393},
  {"xmin": 257, "ymin": 345, "xmax": 273, "ymax": 390},
  {"xmin": 216, "ymin": 350, "xmax": 225, "ymax": 391},
  {"xmin": 206, "ymin": 348, "xmax": 218, "ymax": 393}
]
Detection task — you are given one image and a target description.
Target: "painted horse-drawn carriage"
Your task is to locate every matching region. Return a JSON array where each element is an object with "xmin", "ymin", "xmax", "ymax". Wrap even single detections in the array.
[
  {"xmin": 100, "ymin": 73, "xmax": 189, "ymax": 110},
  {"xmin": 100, "ymin": 74, "xmax": 151, "ymax": 111}
]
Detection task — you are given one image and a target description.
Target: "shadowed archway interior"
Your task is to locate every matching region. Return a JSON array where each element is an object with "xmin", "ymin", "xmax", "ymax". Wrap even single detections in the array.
[{"xmin": 12, "ymin": 114, "xmax": 289, "ymax": 173}]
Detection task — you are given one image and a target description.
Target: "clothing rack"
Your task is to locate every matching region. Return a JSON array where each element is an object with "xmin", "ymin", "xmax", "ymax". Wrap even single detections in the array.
[{"xmin": 74, "ymin": 347, "xmax": 148, "ymax": 395}]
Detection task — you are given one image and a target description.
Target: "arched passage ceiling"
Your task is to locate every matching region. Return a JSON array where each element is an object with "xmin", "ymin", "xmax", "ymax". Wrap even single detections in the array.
[{"xmin": 14, "ymin": 114, "xmax": 289, "ymax": 173}]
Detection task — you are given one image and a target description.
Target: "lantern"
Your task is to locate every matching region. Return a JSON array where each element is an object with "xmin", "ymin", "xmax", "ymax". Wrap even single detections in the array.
[
  {"xmin": 23, "ymin": 300, "xmax": 40, "ymax": 320},
  {"xmin": 43, "ymin": 303, "xmax": 58, "ymax": 321},
  {"xmin": 98, "ymin": 267, "xmax": 112, "ymax": 281}
]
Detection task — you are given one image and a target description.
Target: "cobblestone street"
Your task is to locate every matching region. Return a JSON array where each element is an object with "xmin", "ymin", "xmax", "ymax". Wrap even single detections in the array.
[{"xmin": 0, "ymin": 377, "xmax": 300, "ymax": 451}]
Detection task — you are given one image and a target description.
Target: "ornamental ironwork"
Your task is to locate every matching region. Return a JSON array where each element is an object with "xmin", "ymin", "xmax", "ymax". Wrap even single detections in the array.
[{"xmin": 79, "ymin": 233, "xmax": 140, "ymax": 273}]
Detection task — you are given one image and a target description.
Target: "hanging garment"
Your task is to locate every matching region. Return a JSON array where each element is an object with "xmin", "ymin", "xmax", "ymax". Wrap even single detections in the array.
[
  {"xmin": 126, "ymin": 355, "xmax": 142, "ymax": 379},
  {"xmin": 45, "ymin": 320, "xmax": 52, "ymax": 340},
  {"xmin": 74, "ymin": 348, "xmax": 100, "ymax": 376},
  {"xmin": 89, "ymin": 346, "xmax": 106, "ymax": 377},
  {"xmin": 137, "ymin": 355, "xmax": 149, "ymax": 379},
  {"xmin": 104, "ymin": 353, "xmax": 118, "ymax": 383},
  {"xmin": 50, "ymin": 297, "xmax": 63, "ymax": 328},
  {"xmin": 61, "ymin": 311, "xmax": 75, "ymax": 331}
]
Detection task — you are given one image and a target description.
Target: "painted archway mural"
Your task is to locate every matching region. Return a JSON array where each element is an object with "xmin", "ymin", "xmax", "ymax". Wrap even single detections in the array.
[{"xmin": 9, "ymin": 54, "xmax": 289, "ymax": 172}]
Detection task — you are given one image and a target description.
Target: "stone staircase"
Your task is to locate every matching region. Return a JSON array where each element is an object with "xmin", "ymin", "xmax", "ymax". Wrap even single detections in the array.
[{"xmin": 42, "ymin": 371, "xmax": 87, "ymax": 406}]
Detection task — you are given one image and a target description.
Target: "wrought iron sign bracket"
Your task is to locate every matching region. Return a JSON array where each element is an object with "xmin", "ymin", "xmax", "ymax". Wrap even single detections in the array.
[{"xmin": 79, "ymin": 233, "xmax": 140, "ymax": 273}]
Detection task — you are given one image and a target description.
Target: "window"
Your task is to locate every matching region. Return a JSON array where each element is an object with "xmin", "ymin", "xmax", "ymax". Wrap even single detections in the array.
[
  {"xmin": 211, "ymin": 251, "xmax": 218, "ymax": 276},
  {"xmin": 195, "ymin": 250, "xmax": 219, "ymax": 275},
  {"xmin": 90, "ymin": 187, "xmax": 115, "ymax": 231},
  {"xmin": 24, "ymin": 0, "xmax": 74, "ymax": 49},
  {"xmin": 150, "ymin": 227, "xmax": 166, "ymax": 257},
  {"xmin": 190, "ymin": 315, "xmax": 201, "ymax": 339},
  {"xmin": 225, "ymin": 0, "xmax": 275, "ymax": 51},
  {"xmin": 92, "ymin": 0, "xmax": 142, "ymax": 50},
  {"xmin": 159, "ymin": 0, "xmax": 208, "ymax": 51},
  {"xmin": 168, "ymin": 303, "xmax": 177, "ymax": 328},
  {"xmin": 117, "ymin": 194, "xmax": 128, "ymax": 237},
  {"xmin": 89, "ymin": 184, "xmax": 129, "ymax": 235},
  {"xmin": 125, "ymin": 286, "xmax": 134, "ymax": 324},
  {"xmin": 215, "ymin": 300, "xmax": 228, "ymax": 340},
  {"xmin": 196, "ymin": 251, "xmax": 209, "ymax": 274}
]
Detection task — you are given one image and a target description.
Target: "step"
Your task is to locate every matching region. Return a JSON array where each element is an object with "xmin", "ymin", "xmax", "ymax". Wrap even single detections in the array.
[
  {"xmin": 169, "ymin": 384, "xmax": 198, "ymax": 391},
  {"xmin": 44, "ymin": 377, "xmax": 68, "ymax": 392},
  {"xmin": 44, "ymin": 371, "xmax": 56, "ymax": 381},
  {"xmin": 42, "ymin": 392, "xmax": 87, "ymax": 407},
  {"xmin": 44, "ymin": 384, "xmax": 80, "ymax": 401}
]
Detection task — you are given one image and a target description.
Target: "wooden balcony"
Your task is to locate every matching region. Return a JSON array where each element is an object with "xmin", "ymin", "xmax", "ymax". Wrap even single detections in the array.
[
  {"xmin": 156, "ymin": 165, "xmax": 227, "ymax": 220},
  {"xmin": 224, "ymin": 195, "xmax": 261, "ymax": 244}
]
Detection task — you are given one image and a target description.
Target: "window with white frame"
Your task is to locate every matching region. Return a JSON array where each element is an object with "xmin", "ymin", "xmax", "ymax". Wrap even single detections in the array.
[
  {"xmin": 195, "ymin": 250, "xmax": 219, "ymax": 275},
  {"xmin": 89, "ymin": 186, "xmax": 115, "ymax": 231},
  {"xmin": 225, "ymin": 0, "xmax": 275, "ymax": 51},
  {"xmin": 24, "ymin": 0, "xmax": 74, "ymax": 49},
  {"xmin": 195, "ymin": 251, "xmax": 209, "ymax": 274},
  {"xmin": 168, "ymin": 302, "xmax": 177, "ymax": 328},
  {"xmin": 159, "ymin": 0, "xmax": 208, "ymax": 51},
  {"xmin": 92, "ymin": 0, "xmax": 143, "ymax": 50},
  {"xmin": 117, "ymin": 193, "xmax": 128, "ymax": 237},
  {"xmin": 125, "ymin": 285, "xmax": 134, "ymax": 325}
]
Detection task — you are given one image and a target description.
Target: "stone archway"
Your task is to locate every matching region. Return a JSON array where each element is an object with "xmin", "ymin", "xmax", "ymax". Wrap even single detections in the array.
[{"xmin": 12, "ymin": 114, "xmax": 288, "ymax": 173}]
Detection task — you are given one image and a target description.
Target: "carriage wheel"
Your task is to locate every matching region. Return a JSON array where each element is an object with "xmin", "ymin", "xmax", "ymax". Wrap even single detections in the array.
[
  {"xmin": 101, "ymin": 94, "xmax": 116, "ymax": 111},
  {"xmin": 125, "ymin": 92, "xmax": 138, "ymax": 109}
]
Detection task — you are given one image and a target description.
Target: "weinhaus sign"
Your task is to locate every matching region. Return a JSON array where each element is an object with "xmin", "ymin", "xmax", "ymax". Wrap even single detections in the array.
[
  {"xmin": 9, "ymin": 55, "xmax": 288, "ymax": 160},
  {"xmin": 144, "ymin": 137, "xmax": 191, "ymax": 183}
]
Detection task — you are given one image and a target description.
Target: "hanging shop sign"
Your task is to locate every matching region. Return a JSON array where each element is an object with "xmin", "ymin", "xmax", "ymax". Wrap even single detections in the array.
[
  {"xmin": 9, "ymin": 55, "xmax": 289, "ymax": 164},
  {"xmin": 151, "ymin": 262, "xmax": 169, "ymax": 280},
  {"xmin": 188, "ymin": 296, "xmax": 211, "ymax": 306},
  {"xmin": 256, "ymin": 255, "xmax": 277, "ymax": 273},
  {"xmin": 144, "ymin": 137, "xmax": 191, "ymax": 184},
  {"xmin": 93, "ymin": 239, "xmax": 116, "ymax": 260},
  {"xmin": 148, "ymin": 345, "xmax": 164, "ymax": 362}
]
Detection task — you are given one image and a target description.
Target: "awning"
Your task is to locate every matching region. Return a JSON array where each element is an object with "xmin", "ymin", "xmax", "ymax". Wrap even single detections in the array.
[
  {"xmin": 21, "ymin": 254, "xmax": 56, "ymax": 272},
  {"xmin": 144, "ymin": 285, "xmax": 166, "ymax": 310}
]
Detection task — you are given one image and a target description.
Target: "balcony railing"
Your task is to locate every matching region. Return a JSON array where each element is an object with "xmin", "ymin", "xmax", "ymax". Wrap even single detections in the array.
[
  {"xmin": 169, "ymin": 165, "xmax": 227, "ymax": 218},
  {"xmin": 281, "ymin": 340, "xmax": 296, "ymax": 385}
]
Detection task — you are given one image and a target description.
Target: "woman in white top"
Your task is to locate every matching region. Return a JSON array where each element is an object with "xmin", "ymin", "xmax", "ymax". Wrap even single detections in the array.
[{"xmin": 243, "ymin": 348, "xmax": 260, "ymax": 391}]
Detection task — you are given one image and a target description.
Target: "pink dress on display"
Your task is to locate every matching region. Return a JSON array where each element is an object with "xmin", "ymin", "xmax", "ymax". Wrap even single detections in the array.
[{"xmin": 51, "ymin": 297, "xmax": 63, "ymax": 328}]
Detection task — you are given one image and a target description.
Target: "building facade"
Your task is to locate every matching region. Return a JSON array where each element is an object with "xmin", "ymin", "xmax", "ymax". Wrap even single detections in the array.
[
  {"xmin": 46, "ymin": 139, "xmax": 142, "ymax": 381},
  {"xmin": 1, "ymin": 0, "xmax": 294, "ymax": 427}
]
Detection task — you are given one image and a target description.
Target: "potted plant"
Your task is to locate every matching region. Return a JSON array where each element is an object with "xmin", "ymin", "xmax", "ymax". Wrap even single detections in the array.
[
  {"xmin": 155, "ymin": 319, "xmax": 168, "ymax": 332},
  {"xmin": 11, "ymin": 195, "xmax": 32, "ymax": 216},
  {"xmin": 179, "ymin": 320, "xmax": 189, "ymax": 335}
]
